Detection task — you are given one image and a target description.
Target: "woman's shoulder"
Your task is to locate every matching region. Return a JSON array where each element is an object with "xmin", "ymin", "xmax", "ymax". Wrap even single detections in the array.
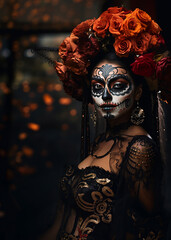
[{"xmin": 126, "ymin": 125, "xmax": 148, "ymax": 137}]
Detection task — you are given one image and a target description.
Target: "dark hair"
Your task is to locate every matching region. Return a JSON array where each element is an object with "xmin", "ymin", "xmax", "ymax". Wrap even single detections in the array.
[{"xmin": 87, "ymin": 50, "xmax": 158, "ymax": 141}]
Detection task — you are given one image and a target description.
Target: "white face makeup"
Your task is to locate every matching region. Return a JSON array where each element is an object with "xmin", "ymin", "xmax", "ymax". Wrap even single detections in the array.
[{"xmin": 91, "ymin": 61, "xmax": 135, "ymax": 119}]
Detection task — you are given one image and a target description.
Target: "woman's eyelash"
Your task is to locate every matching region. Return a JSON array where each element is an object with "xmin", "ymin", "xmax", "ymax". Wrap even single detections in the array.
[
  {"xmin": 111, "ymin": 82, "xmax": 126, "ymax": 88},
  {"xmin": 94, "ymin": 83, "xmax": 103, "ymax": 89}
]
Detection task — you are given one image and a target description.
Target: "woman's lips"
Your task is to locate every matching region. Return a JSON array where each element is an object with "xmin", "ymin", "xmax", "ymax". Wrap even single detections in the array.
[{"xmin": 100, "ymin": 103, "xmax": 118, "ymax": 111}]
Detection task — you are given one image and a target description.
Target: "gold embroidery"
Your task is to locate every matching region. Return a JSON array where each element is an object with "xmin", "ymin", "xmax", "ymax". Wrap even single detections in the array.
[
  {"xmin": 102, "ymin": 213, "xmax": 112, "ymax": 223},
  {"xmin": 79, "ymin": 214, "xmax": 100, "ymax": 235},
  {"xmin": 72, "ymin": 170, "xmax": 114, "ymax": 238},
  {"xmin": 102, "ymin": 186, "xmax": 114, "ymax": 197},
  {"xmin": 65, "ymin": 166, "xmax": 74, "ymax": 177},
  {"xmin": 82, "ymin": 173, "xmax": 96, "ymax": 180},
  {"xmin": 77, "ymin": 182, "xmax": 89, "ymax": 189},
  {"xmin": 76, "ymin": 193, "xmax": 94, "ymax": 212},
  {"xmin": 96, "ymin": 178, "xmax": 111, "ymax": 185},
  {"xmin": 91, "ymin": 191, "xmax": 103, "ymax": 201}
]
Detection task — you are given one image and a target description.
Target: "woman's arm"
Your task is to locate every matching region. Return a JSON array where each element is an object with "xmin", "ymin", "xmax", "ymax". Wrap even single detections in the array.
[{"xmin": 124, "ymin": 136, "xmax": 164, "ymax": 239}]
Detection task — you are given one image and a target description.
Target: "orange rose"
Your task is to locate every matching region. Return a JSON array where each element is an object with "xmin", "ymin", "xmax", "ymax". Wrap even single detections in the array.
[
  {"xmin": 132, "ymin": 32, "xmax": 151, "ymax": 54},
  {"xmin": 107, "ymin": 6, "xmax": 131, "ymax": 16},
  {"xmin": 72, "ymin": 19, "xmax": 95, "ymax": 37},
  {"xmin": 114, "ymin": 37, "xmax": 132, "ymax": 57},
  {"xmin": 55, "ymin": 61, "xmax": 68, "ymax": 81},
  {"xmin": 122, "ymin": 14, "xmax": 142, "ymax": 37},
  {"xmin": 148, "ymin": 20, "xmax": 161, "ymax": 35},
  {"xmin": 65, "ymin": 52, "xmax": 88, "ymax": 75},
  {"xmin": 132, "ymin": 8, "xmax": 151, "ymax": 29},
  {"xmin": 150, "ymin": 34, "xmax": 158, "ymax": 47},
  {"xmin": 59, "ymin": 33, "xmax": 78, "ymax": 61},
  {"xmin": 93, "ymin": 14, "xmax": 109, "ymax": 38},
  {"xmin": 109, "ymin": 15, "xmax": 124, "ymax": 36}
]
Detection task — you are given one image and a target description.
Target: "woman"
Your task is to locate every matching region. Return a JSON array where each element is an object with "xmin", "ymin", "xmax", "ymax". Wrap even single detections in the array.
[{"xmin": 39, "ymin": 6, "xmax": 170, "ymax": 240}]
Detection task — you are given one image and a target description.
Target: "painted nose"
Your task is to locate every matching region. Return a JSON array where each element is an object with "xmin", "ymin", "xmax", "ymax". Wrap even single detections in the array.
[{"xmin": 102, "ymin": 88, "xmax": 112, "ymax": 101}]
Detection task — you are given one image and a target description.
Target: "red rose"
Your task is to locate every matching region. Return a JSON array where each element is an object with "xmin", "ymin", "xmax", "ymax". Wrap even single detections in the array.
[
  {"xmin": 157, "ymin": 34, "xmax": 165, "ymax": 46},
  {"xmin": 156, "ymin": 57, "xmax": 171, "ymax": 80},
  {"xmin": 157, "ymin": 57, "xmax": 171, "ymax": 103},
  {"xmin": 131, "ymin": 53, "xmax": 156, "ymax": 77}
]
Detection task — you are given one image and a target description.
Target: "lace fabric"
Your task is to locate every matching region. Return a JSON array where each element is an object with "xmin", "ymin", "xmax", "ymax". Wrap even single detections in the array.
[{"xmin": 56, "ymin": 135, "xmax": 165, "ymax": 240}]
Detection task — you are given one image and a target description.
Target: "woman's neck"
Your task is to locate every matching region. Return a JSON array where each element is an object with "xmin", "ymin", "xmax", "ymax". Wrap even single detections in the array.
[{"xmin": 106, "ymin": 115, "xmax": 132, "ymax": 138}]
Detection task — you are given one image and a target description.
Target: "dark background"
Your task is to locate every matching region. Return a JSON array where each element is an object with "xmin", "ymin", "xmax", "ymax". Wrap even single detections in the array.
[{"xmin": 0, "ymin": 0, "xmax": 170, "ymax": 239}]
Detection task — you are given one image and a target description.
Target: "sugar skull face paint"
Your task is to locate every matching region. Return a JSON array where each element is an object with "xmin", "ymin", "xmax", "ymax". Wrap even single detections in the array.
[{"xmin": 91, "ymin": 61, "xmax": 135, "ymax": 119}]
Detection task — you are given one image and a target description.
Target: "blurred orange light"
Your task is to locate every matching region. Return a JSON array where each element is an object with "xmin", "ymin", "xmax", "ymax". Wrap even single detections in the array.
[
  {"xmin": 54, "ymin": 84, "xmax": 62, "ymax": 91},
  {"xmin": 61, "ymin": 123, "xmax": 69, "ymax": 131},
  {"xmin": 6, "ymin": 169, "xmax": 14, "ymax": 180},
  {"xmin": 46, "ymin": 161, "xmax": 53, "ymax": 168},
  {"xmin": 17, "ymin": 166, "xmax": 36, "ymax": 175},
  {"xmin": 29, "ymin": 103, "xmax": 38, "ymax": 111},
  {"xmin": 7, "ymin": 21, "xmax": 14, "ymax": 29},
  {"xmin": 43, "ymin": 93, "xmax": 54, "ymax": 105},
  {"xmin": 27, "ymin": 122, "xmax": 40, "ymax": 131},
  {"xmin": 18, "ymin": 132, "xmax": 27, "ymax": 140},
  {"xmin": 42, "ymin": 14, "xmax": 50, "ymax": 22},
  {"xmin": 70, "ymin": 109, "xmax": 77, "ymax": 116},
  {"xmin": 22, "ymin": 146, "xmax": 34, "ymax": 157},
  {"xmin": 59, "ymin": 97, "xmax": 71, "ymax": 105}
]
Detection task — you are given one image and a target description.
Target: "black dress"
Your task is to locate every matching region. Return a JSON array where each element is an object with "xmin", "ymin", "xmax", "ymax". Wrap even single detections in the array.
[{"xmin": 56, "ymin": 135, "xmax": 166, "ymax": 240}]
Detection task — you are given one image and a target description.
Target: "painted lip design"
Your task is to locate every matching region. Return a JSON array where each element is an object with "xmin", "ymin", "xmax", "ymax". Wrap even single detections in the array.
[{"xmin": 99, "ymin": 103, "xmax": 118, "ymax": 111}]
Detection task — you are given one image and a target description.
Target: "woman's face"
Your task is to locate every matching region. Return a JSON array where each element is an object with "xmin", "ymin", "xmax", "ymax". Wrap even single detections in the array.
[{"xmin": 91, "ymin": 60, "xmax": 135, "ymax": 119}]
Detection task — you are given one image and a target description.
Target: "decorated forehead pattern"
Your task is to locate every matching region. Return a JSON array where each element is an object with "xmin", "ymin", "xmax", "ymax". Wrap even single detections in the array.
[{"xmin": 92, "ymin": 64, "xmax": 128, "ymax": 81}]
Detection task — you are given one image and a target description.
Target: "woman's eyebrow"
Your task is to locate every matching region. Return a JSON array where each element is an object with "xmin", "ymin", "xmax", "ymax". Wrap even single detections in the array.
[
  {"xmin": 91, "ymin": 76, "xmax": 105, "ymax": 83},
  {"xmin": 107, "ymin": 74, "xmax": 130, "ymax": 82}
]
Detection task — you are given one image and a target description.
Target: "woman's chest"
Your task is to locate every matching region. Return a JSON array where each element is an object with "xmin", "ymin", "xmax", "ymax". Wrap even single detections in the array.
[{"xmin": 68, "ymin": 167, "xmax": 119, "ymax": 221}]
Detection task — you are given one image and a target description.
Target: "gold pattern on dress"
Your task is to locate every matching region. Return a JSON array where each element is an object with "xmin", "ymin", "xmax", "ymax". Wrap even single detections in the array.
[
  {"xmin": 65, "ymin": 166, "xmax": 74, "ymax": 177},
  {"xmin": 82, "ymin": 173, "xmax": 96, "ymax": 180},
  {"xmin": 77, "ymin": 182, "xmax": 89, "ymax": 189},
  {"xmin": 71, "ymin": 169, "xmax": 115, "ymax": 238},
  {"xmin": 91, "ymin": 191, "xmax": 103, "ymax": 201},
  {"xmin": 76, "ymin": 193, "xmax": 94, "ymax": 212},
  {"xmin": 96, "ymin": 178, "xmax": 111, "ymax": 185},
  {"xmin": 127, "ymin": 144, "xmax": 154, "ymax": 176},
  {"xmin": 102, "ymin": 186, "xmax": 114, "ymax": 197},
  {"xmin": 79, "ymin": 214, "xmax": 100, "ymax": 235},
  {"xmin": 102, "ymin": 213, "xmax": 112, "ymax": 223}
]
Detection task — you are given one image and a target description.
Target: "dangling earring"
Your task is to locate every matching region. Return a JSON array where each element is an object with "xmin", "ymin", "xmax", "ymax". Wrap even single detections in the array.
[
  {"xmin": 131, "ymin": 101, "xmax": 145, "ymax": 125},
  {"xmin": 90, "ymin": 108, "xmax": 97, "ymax": 127}
]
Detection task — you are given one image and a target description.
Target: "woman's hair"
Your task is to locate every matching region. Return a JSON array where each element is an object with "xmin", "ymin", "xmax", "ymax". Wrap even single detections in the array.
[{"xmin": 88, "ymin": 49, "xmax": 158, "ymax": 141}]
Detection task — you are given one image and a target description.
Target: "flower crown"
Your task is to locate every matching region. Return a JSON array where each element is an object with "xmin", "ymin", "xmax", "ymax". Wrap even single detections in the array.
[{"xmin": 55, "ymin": 6, "xmax": 171, "ymax": 103}]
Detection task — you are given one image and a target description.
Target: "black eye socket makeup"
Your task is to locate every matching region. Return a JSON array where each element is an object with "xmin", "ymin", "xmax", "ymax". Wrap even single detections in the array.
[
  {"xmin": 91, "ymin": 64, "xmax": 133, "ymax": 97},
  {"xmin": 91, "ymin": 80, "xmax": 104, "ymax": 96}
]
